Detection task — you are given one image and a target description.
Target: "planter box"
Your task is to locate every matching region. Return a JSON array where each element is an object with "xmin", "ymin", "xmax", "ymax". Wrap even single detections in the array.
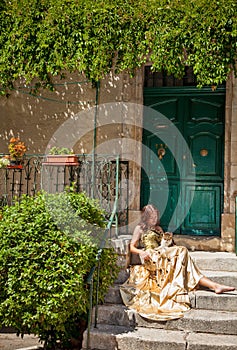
[
  {"xmin": 7, "ymin": 165, "xmax": 24, "ymax": 169},
  {"xmin": 43, "ymin": 155, "xmax": 79, "ymax": 166}
]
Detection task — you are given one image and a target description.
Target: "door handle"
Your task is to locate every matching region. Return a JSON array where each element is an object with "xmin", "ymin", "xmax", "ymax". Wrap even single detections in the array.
[{"xmin": 200, "ymin": 148, "xmax": 208, "ymax": 157}]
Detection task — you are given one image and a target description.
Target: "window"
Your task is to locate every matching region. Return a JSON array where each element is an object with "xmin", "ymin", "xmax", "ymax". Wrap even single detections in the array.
[{"xmin": 144, "ymin": 66, "xmax": 197, "ymax": 88}]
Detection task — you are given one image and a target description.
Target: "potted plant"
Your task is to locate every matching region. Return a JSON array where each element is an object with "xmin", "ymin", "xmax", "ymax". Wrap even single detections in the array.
[
  {"xmin": 8, "ymin": 137, "xmax": 27, "ymax": 167},
  {"xmin": 45, "ymin": 146, "xmax": 79, "ymax": 165},
  {"xmin": 0, "ymin": 157, "xmax": 10, "ymax": 168}
]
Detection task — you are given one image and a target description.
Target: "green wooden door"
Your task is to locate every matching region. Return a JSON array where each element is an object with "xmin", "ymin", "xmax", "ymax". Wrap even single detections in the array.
[{"xmin": 141, "ymin": 87, "xmax": 225, "ymax": 236}]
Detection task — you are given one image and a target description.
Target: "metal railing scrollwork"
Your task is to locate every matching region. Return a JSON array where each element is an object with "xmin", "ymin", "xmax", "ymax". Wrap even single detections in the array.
[{"xmin": 0, "ymin": 153, "xmax": 128, "ymax": 234}]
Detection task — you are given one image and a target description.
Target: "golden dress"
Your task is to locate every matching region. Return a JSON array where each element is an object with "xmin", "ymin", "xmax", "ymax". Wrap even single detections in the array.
[{"xmin": 120, "ymin": 229, "xmax": 203, "ymax": 321}]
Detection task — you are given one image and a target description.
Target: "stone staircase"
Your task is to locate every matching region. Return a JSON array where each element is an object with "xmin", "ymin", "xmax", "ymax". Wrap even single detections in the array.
[{"xmin": 82, "ymin": 248, "xmax": 237, "ymax": 350}]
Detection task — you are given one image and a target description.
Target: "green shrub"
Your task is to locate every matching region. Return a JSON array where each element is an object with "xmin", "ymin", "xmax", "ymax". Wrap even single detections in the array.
[
  {"xmin": 48, "ymin": 147, "xmax": 73, "ymax": 155},
  {"xmin": 0, "ymin": 191, "xmax": 119, "ymax": 349}
]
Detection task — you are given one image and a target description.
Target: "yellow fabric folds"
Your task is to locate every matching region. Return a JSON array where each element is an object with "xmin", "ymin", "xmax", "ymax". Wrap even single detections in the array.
[{"xmin": 120, "ymin": 246, "xmax": 203, "ymax": 321}]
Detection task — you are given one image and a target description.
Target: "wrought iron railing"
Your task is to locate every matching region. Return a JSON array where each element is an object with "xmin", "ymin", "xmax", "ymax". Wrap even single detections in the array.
[
  {"xmin": 86, "ymin": 200, "xmax": 118, "ymax": 350},
  {"xmin": 0, "ymin": 154, "xmax": 129, "ymax": 234}
]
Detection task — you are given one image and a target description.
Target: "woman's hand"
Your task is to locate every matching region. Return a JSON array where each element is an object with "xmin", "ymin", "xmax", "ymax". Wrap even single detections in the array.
[
  {"xmin": 130, "ymin": 226, "xmax": 152, "ymax": 262},
  {"xmin": 139, "ymin": 250, "xmax": 151, "ymax": 262}
]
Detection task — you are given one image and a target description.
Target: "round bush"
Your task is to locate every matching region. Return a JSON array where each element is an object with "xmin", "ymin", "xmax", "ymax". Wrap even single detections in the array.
[{"xmin": 0, "ymin": 191, "xmax": 119, "ymax": 349}]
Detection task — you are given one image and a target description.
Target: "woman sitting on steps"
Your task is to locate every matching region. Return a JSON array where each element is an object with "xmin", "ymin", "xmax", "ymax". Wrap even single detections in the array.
[{"xmin": 120, "ymin": 204, "xmax": 235, "ymax": 321}]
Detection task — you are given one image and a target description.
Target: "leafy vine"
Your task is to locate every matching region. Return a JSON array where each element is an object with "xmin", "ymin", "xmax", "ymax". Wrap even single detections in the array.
[{"xmin": 0, "ymin": 0, "xmax": 236, "ymax": 92}]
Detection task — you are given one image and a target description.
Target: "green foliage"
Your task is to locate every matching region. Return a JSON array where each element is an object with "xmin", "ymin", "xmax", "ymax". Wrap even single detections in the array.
[
  {"xmin": 48, "ymin": 147, "xmax": 73, "ymax": 155},
  {"xmin": 0, "ymin": 0, "xmax": 236, "ymax": 90},
  {"xmin": 0, "ymin": 191, "xmax": 119, "ymax": 349}
]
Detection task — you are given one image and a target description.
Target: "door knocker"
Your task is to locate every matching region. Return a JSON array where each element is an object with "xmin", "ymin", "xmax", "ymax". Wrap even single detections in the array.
[{"xmin": 156, "ymin": 144, "xmax": 167, "ymax": 160}]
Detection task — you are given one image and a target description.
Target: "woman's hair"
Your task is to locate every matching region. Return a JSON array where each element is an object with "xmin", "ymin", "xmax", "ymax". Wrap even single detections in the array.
[{"xmin": 139, "ymin": 204, "xmax": 160, "ymax": 230}]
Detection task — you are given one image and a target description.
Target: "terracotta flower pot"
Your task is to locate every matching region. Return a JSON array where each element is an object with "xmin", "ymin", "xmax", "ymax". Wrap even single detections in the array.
[{"xmin": 44, "ymin": 154, "xmax": 79, "ymax": 165}]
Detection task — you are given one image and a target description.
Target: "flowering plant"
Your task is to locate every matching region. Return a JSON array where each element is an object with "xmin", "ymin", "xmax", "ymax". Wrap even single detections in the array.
[
  {"xmin": 0, "ymin": 157, "xmax": 10, "ymax": 168},
  {"xmin": 8, "ymin": 137, "xmax": 27, "ymax": 160}
]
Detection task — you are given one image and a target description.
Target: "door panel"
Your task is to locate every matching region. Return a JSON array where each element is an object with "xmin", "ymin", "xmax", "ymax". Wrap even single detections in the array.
[
  {"xmin": 188, "ymin": 97, "xmax": 224, "ymax": 122},
  {"xmin": 191, "ymin": 133, "xmax": 222, "ymax": 177},
  {"xmin": 142, "ymin": 87, "xmax": 225, "ymax": 236},
  {"xmin": 143, "ymin": 133, "xmax": 179, "ymax": 177},
  {"xmin": 145, "ymin": 97, "xmax": 181, "ymax": 127},
  {"xmin": 183, "ymin": 184, "xmax": 222, "ymax": 234}
]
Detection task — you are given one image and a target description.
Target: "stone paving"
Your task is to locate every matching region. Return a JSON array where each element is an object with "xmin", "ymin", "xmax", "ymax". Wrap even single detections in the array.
[{"xmin": 0, "ymin": 333, "xmax": 42, "ymax": 350}]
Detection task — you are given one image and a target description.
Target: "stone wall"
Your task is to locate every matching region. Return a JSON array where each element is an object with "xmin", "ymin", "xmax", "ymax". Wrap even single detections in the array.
[
  {"xmin": 0, "ymin": 76, "xmax": 98, "ymax": 154},
  {"xmin": 0, "ymin": 70, "xmax": 144, "ymax": 233},
  {"xmin": 221, "ymin": 73, "xmax": 237, "ymax": 252}
]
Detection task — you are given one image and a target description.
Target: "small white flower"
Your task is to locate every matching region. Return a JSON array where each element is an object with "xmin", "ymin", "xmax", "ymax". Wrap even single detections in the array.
[{"xmin": 0, "ymin": 157, "xmax": 10, "ymax": 168}]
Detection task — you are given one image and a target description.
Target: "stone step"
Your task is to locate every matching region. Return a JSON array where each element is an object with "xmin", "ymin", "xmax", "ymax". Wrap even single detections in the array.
[
  {"xmin": 191, "ymin": 290, "xmax": 237, "ymax": 311},
  {"xmin": 82, "ymin": 324, "xmax": 132, "ymax": 350},
  {"xmin": 203, "ymin": 270, "xmax": 237, "ymax": 289},
  {"xmin": 95, "ymin": 304, "xmax": 237, "ymax": 335},
  {"xmin": 104, "ymin": 285, "xmax": 123, "ymax": 304},
  {"xmin": 114, "ymin": 269, "xmax": 129, "ymax": 284},
  {"xmin": 116, "ymin": 251, "xmax": 237, "ymax": 273},
  {"xmin": 112, "ymin": 237, "xmax": 237, "ymax": 273},
  {"xmin": 114, "ymin": 267, "xmax": 237, "ymax": 288},
  {"xmin": 136, "ymin": 308, "xmax": 237, "ymax": 335},
  {"xmin": 190, "ymin": 251, "xmax": 237, "ymax": 272},
  {"xmin": 85, "ymin": 249, "xmax": 237, "ymax": 350},
  {"xmin": 82, "ymin": 324, "xmax": 237, "ymax": 350},
  {"xmin": 104, "ymin": 285, "xmax": 237, "ymax": 312}
]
